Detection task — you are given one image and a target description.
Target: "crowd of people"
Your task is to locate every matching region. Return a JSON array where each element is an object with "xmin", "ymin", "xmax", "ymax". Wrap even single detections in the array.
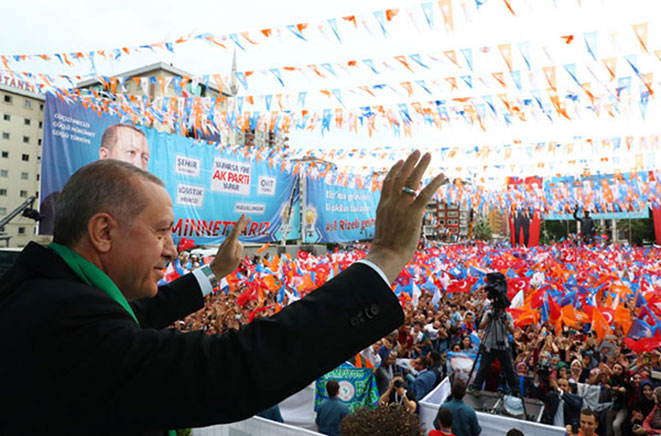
[{"xmin": 166, "ymin": 236, "xmax": 661, "ymax": 436}]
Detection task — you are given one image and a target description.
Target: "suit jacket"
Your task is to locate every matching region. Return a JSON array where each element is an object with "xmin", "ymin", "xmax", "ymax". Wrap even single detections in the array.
[
  {"xmin": 543, "ymin": 390, "xmax": 583, "ymax": 429},
  {"xmin": 0, "ymin": 243, "xmax": 404, "ymax": 435}
]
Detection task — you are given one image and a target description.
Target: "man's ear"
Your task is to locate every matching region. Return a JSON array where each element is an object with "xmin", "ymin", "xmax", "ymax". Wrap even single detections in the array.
[
  {"xmin": 99, "ymin": 147, "xmax": 109, "ymax": 160},
  {"xmin": 87, "ymin": 212, "xmax": 116, "ymax": 254}
]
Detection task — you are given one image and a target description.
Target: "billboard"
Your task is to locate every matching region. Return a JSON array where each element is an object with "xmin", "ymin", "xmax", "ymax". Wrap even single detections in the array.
[
  {"xmin": 39, "ymin": 94, "xmax": 300, "ymax": 243},
  {"xmin": 543, "ymin": 173, "xmax": 649, "ymax": 220},
  {"xmin": 303, "ymin": 176, "xmax": 379, "ymax": 243}
]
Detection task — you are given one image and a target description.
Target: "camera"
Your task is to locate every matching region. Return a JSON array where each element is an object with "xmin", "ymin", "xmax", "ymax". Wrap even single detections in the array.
[
  {"xmin": 393, "ymin": 379, "xmax": 404, "ymax": 388},
  {"xmin": 485, "ymin": 272, "xmax": 510, "ymax": 311}
]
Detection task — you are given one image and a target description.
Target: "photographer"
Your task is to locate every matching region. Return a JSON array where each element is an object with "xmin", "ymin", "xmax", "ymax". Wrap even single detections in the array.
[
  {"xmin": 379, "ymin": 375, "xmax": 418, "ymax": 413},
  {"xmin": 468, "ymin": 272, "xmax": 520, "ymax": 396}
]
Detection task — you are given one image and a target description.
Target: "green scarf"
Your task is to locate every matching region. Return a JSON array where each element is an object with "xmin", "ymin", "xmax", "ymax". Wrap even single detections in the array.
[
  {"xmin": 49, "ymin": 243, "xmax": 180, "ymax": 435},
  {"xmin": 48, "ymin": 242, "xmax": 139, "ymax": 325},
  {"xmin": 48, "ymin": 242, "xmax": 184, "ymax": 436}
]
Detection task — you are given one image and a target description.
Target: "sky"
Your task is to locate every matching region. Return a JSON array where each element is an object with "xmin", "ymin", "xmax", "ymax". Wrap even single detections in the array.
[{"xmin": 2, "ymin": 0, "xmax": 660, "ymax": 182}]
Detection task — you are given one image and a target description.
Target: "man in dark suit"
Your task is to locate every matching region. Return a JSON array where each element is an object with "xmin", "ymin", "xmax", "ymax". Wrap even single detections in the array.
[
  {"xmin": 0, "ymin": 150, "xmax": 445, "ymax": 434},
  {"xmin": 542, "ymin": 378, "xmax": 583, "ymax": 430}
]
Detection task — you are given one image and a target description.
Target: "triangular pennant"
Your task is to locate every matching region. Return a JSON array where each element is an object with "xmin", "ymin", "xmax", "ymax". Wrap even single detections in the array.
[
  {"xmin": 632, "ymin": 22, "xmax": 649, "ymax": 53},
  {"xmin": 421, "ymin": 2, "xmax": 435, "ymax": 29},
  {"xmin": 460, "ymin": 48, "xmax": 473, "ymax": 71},
  {"xmin": 498, "ymin": 44, "xmax": 512, "ymax": 72}
]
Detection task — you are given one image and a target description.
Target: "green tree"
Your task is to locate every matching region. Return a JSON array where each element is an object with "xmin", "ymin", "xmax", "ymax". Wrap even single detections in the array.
[
  {"xmin": 473, "ymin": 219, "xmax": 492, "ymax": 241},
  {"xmin": 628, "ymin": 210, "xmax": 655, "ymax": 245}
]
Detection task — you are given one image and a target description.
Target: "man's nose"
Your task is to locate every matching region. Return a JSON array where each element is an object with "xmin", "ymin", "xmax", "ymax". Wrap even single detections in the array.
[{"xmin": 163, "ymin": 231, "xmax": 177, "ymax": 262}]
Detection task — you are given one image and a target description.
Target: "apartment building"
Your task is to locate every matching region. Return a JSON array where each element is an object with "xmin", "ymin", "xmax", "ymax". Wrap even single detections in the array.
[
  {"xmin": 0, "ymin": 81, "xmax": 46, "ymax": 247},
  {"xmin": 423, "ymin": 200, "xmax": 471, "ymax": 240}
]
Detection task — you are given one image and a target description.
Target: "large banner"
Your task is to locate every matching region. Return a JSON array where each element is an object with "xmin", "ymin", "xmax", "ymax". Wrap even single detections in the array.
[
  {"xmin": 544, "ymin": 173, "xmax": 649, "ymax": 220},
  {"xmin": 40, "ymin": 94, "xmax": 299, "ymax": 243},
  {"xmin": 303, "ymin": 177, "xmax": 379, "ymax": 243},
  {"xmin": 506, "ymin": 177, "xmax": 542, "ymax": 247},
  {"xmin": 314, "ymin": 362, "xmax": 379, "ymax": 413}
]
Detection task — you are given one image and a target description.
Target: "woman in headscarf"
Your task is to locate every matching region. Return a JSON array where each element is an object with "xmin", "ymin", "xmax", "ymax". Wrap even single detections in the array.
[
  {"xmin": 568, "ymin": 359, "xmax": 584, "ymax": 384},
  {"xmin": 636, "ymin": 380, "xmax": 656, "ymax": 424},
  {"xmin": 643, "ymin": 386, "xmax": 661, "ymax": 435}
]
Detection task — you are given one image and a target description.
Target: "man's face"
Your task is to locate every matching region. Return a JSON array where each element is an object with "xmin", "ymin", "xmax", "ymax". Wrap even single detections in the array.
[
  {"xmin": 103, "ymin": 180, "xmax": 176, "ymax": 301},
  {"xmin": 580, "ymin": 413, "xmax": 597, "ymax": 436},
  {"xmin": 557, "ymin": 379, "xmax": 571, "ymax": 393},
  {"xmin": 100, "ymin": 128, "xmax": 150, "ymax": 170}
]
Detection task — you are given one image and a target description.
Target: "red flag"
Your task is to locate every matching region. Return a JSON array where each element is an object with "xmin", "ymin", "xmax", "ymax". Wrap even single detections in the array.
[
  {"xmin": 625, "ymin": 335, "xmax": 661, "ymax": 354},
  {"xmin": 178, "ymin": 238, "xmax": 195, "ymax": 252}
]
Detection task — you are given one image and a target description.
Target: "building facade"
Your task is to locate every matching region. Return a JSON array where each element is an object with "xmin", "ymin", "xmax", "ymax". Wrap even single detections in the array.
[
  {"xmin": 0, "ymin": 81, "xmax": 47, "ymax": 247},
  {"xmin": 423, "ymin": 200, "xmax": 471, "ymax": 240}
]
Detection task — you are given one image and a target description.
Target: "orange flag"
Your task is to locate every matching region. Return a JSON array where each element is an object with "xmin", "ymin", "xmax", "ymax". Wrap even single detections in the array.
[
  {"xmin": 614, "ymin": 303, "xmax": 632, "ymax": 335},
  {"xmin": 592, "ymin": 308, "xmax": 610, "ymax": 340},
  {"xmin": 562, "ymin": 305, "xmax": 579, "ymax": 328},
  {"xmin": 256, "ymin": 242, "xmax": 270, "ymax": 254}
]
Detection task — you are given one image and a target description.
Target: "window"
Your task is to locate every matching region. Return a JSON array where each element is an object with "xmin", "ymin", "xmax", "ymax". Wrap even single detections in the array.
[
  {"xmin": 0, "ymin": 207, "xmax": 5, "ymax": 215},
  {"xmin": 1, "ymin": 132, "xmax": 8, "ymax": 140},
  {"xmin": 448, "ymin": 219, "xmax": 458, "ymax": 225},
  {"xmin": 21, "ymin": 154, "xmax": 29, "ymax": 162},
  {"xmin": 24, "ymin": 118, "xmax": 30, "ymax": 126},
  {"xmin": 38, "ymin": 139, "xmax": 41, "ymax": 146},
  {"xmin": 19, "ymin": 190, "xmax": 28, "ymax": 198},
  {"xmin": 23, "ymin": 136, "xmax": 29, "ymax": 144},
  {"xmin": 3, "ymin": 95, "xmax": 11, "ymax": 103},
  {"xmin": 36, "ymin": 174, "xmax": 40, "ymax": 181},
  {"xmin": 20, "ymin": 172, "xmax": 28, "ymax": 180},
  {"xmin": 2, "ymin": 114, "xmax": 9, "ymax": 121},
  {"xmin": 1, "ymin": 151, "xmax": 7, "ymax": 158},
  {"xmin": 0, "ymin": 189, "xmax": 6, "ymax": 196},
  {"xmin": 39, "ymin": 103, "xmax": 44, "ymax": 111},
  {"xmin": 24, "ymin": 100, "xmax": 32, "ymax": 109},
  {"xmin": 18, "ymin": 227, "xmax": 25, "ymax": 235},
  {"xmin": 38, "ymin": 121, "xmax": 43, "ymax": 128},
  {"xmin": 447, "ymin": 211, "xmax": 458, "ymax": 217},
  {"xmin": 0, "ymin": 170, "xmax": 7, "ymax": 177},
  {"xmin": 439, "ymin": 220, "xmax": 445, "ymax": 225}
]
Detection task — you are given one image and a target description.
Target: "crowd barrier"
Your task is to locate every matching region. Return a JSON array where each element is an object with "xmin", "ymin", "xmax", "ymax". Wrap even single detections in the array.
[
  {"xmin": 194, "ymin": 378, "xmax": 567, "ymax": 436},
  {"xmin": 419, "ymin": 378, "xmax": 566, "ymax": 436}
]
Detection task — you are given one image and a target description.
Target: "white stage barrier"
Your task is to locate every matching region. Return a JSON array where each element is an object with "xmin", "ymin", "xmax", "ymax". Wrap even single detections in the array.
[
  {"xmin": 193, "ymin": 416, "xmax": 321, "ymax": 436},
  {"xmin": 195, "ymin": 377, "xmax": 567, "ymax": 436},
  {"xmin": 193, "ymin": 383, "xmax": 321, "ymax": 436},
  {"xmin": 419, "ymin": 378, "xmax": 566, "ymax": 436}
]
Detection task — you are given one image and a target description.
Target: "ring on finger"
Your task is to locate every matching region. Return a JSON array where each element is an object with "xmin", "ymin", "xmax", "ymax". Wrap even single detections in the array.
[{"xmin": 401, "ymin": 186, "xmax": 417, "ymax": 196}]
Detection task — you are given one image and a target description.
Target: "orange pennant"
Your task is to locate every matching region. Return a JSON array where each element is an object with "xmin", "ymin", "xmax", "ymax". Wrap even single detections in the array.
[
  {"xmin": 602, "ymin": 58, "xmax": 616, "ymax": 80},
  {"xmin": 632, "ymin": 22, "xmax": 649, "ymax": 53},
  {"xmin": 438, "ymin": 0, "xmax": 453, "ymax": 30},
  {"xmin": 498, "ymin": 44, "xmax": 512, "ymax": 72},
  {"xmin": 394, "ymin": 56, "xmax": 414, "ymax": 73},
  {"xmin": 443, "ymin": 50, "xmax": 459, "ymax": 67},
  {"xmin": 385, "ymin": 9, "xmax": 399, "ymax": 21},
  {"xmin": 542, "ymin": 66, "xmax": 557, "ymax": 91},
  {"xmin": 492, "ymin": 72, "xmax": 506, "ymax": 88}
]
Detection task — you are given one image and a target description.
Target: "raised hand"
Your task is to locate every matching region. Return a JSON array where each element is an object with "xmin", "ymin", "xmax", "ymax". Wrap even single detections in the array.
[
  {"xmin": 210, "ymin": 214, "xmax": 251, "ymax": 279},
  {"xmin": 365, "ymin": 150, "xmax": 446, "ymax": 283}
]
